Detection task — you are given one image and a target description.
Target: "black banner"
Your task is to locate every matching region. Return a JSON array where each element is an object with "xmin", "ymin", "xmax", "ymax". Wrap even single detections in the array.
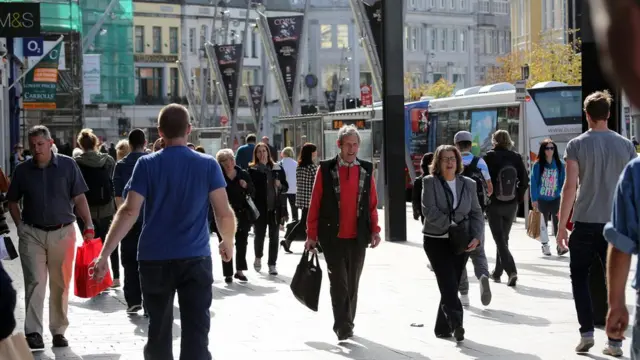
[
  {"xmin": 249, "ymin": 85, "xmax": 264, "ymax": 125},
  {"xmin": 0, "ymin": 3, "xmax": 40, "ymax": 37},
  {"xmin": 267, "ymin": 15, "xmax": 304, "ymax": 106},
  {"xmin": 214, "ymin": 44, "xmax": 243, "ymax": 117},
  {"xmin": 363, "ymin": 0, "xmax": 383, "ymax": 66},
  {"xmin": 324, "ymin": 90, "xmax": 337, "ymax": 112}
]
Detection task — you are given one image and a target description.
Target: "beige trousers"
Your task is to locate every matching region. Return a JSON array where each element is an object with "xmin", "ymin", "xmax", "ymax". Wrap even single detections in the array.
[{"xmin": 19, "ymin": 224, "xmax": 76, "ymax": 336}]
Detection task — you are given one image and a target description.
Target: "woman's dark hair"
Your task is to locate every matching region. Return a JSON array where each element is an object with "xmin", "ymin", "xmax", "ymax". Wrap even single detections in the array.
[
  {"xmin": 536, "ymin": 138, "xmax": 562, "ymax": 179},
  {"xmin": 249, "ymin": 142, "xmax": 274, "ymax": 167},
  {"xmin": 195, "ymin": 146, "xmax": 206, "ymax": 153},
  {"xmin": 420, "ymin": 152, "xmax": 434, "ymax": 175},
  {"xmin": 298, "ymin": 142, "xmax": 317, "ymax": 166}
]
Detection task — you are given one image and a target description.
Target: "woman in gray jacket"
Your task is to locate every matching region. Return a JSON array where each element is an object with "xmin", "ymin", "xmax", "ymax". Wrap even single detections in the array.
[{"xmin": 421, "ymin": 145, "xmax": 484, "ymax": 342}]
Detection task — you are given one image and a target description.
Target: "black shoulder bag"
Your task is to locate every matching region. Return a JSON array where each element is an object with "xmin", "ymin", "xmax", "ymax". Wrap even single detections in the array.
[{"xmin": 442, "ymin": 178, "xmax": 473, "ymax": 255}]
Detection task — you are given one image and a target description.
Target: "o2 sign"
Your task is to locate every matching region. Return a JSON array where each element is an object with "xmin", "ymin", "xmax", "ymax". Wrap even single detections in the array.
[{"xmin": 23, "ymin": 37, "xmax": 43, "ymax": 57}]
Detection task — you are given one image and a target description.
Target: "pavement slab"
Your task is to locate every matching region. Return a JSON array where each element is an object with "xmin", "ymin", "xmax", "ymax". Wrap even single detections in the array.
[{"xmin": 2, "ymin": 205, "xmax": 637, "ymax": 360}]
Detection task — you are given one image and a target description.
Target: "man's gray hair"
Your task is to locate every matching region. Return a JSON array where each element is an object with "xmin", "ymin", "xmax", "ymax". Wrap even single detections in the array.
[
  {"xmin": 337, "ymin": 124, "xmax": 361, "ymax": 145},
  {"xmin": 28, "ymin": 125, "xmax": 51, "ymax": 139}
]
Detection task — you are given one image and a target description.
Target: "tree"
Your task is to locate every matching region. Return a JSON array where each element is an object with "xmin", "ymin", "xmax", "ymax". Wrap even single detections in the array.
[
  {"xmin": 404, "ymin": 77, "xmax": 456, "ymax": 101},
  {"xmin": 486, "ymin": 33, "xmax": 582, "ymax": 86}
]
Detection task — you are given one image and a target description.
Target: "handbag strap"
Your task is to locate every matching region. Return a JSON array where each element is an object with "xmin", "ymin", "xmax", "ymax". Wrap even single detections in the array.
[{"xmin": 440, "ymin": 177, "xmax": 465, "ymax": 223}]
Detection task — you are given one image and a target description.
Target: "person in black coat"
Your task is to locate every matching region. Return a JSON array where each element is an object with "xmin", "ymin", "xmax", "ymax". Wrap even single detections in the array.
[
  {"xmin": 211, "ymin": 149, "xmax": 256, "ymax": 284},
  {"xmin": 412, "ymin": 152, "xmax": 434, "ymax": 223},
  {"xmin": 248, "ymin": 143, "xmax": 288, "ymax": 276},
  {"xmin": 0, "ymin": 261, "xmax": 17, "ymax": 341}
]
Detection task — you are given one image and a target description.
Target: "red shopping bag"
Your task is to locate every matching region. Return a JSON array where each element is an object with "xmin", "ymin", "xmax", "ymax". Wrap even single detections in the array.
[
  {"xmin": 74, "ymin": 238, "xmax": 113, "ymax": 298},
  {"xmin": 566, "ymin": 207, "xmax": 574, "ymax": 231}
]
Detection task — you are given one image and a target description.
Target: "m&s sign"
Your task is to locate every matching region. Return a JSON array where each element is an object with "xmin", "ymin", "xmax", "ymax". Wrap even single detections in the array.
[{"xmin": 0, "ymin": 3, "xmax": 40, "ymax": 38}]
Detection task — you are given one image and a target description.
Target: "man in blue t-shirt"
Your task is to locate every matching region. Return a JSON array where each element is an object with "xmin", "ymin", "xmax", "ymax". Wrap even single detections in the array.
[
  {"xmin": 94, "ymin": 104, "xmax": 237, "ymax": 360},
  {"xmin": 454, "ymin": 131, "xmax": 493, "ymax": 307}
]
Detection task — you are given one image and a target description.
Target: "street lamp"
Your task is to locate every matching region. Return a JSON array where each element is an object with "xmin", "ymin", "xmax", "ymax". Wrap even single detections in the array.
[{"xmin": 521, "ymin": 63, "xmax": 529, "ymax": 80}]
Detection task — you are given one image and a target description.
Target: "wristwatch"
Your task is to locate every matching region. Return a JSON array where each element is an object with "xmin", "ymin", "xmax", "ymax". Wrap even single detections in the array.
[{"xmin": 85, "ymin": 224, "xmax": 95, "ymax": 230}]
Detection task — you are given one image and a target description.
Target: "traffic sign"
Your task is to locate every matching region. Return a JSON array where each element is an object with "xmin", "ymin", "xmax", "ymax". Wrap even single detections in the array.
[
  {"xmin": 220, "ymin": 115, "xmax": 229, "ymax": 126},
  {"xmin": 360, "ymin": 84, "xmax": 373, "ymax": 106},
  {"xmin": 515, "ymin": 80, "xmax": 526, "ymax": 101},
  {"xmin": 23, "ymin": 37, "xmax": 43, "ymax": 57}
]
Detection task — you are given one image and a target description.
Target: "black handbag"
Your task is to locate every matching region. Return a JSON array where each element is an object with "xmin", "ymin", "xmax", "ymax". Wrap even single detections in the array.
[
  {"xmin": 290, "ymin": 249, "xmax": 323, "ymax": 312},
  {"xmin": 442, "ymin": 178, "xmax": 473, "ymax": 255}
]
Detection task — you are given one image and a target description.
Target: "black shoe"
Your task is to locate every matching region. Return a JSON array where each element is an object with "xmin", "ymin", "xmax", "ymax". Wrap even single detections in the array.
[
  {"xmin": 52, "ymin": 334, "xmax": 69, "ymax": 348},
  {"xmin": 224, "ymin": 276, "xmax": 233, "ymax": 284},
  {"xmin": 234, "ymin": 273, "xmax": 248, "ymax": 282},
  {"xmin": 336, "ymin": 328, "xmax": 353, "ymax": 341},
  {"xmin": 436, "ymin": 333, "xmax": 453, "ymax": 339},
  {"xmin": 453, "ymin": 327, "xmax": 465, "ymax": 342},
  {"xmin": 280, "ymin": 240, "xmax": 293, "ymax": 254},
  {"xmin": 26, "ymin": 333, "xmax": 44, "ymax": 350},
  {"xmin": 507, "ymin": 273, "xmax": 518, "ymax": 287},
  {"xmin": 489, "ymin": 272, "xmax": 502, "ymax": 283}
]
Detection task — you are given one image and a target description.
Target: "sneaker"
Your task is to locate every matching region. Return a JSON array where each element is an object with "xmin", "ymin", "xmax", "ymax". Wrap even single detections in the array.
[
  {"xmin": 603, "ymin": 340, "xmax": 623, "ymax": 357},
  {"xmin": 459, "ymin": 293, "xmax": 470, "ymax": 307},
  {"xmin": 557, "ymin": 245, "xmax": 569, "ymax": 256},
  {"xmin": 269, "ymin": 265, "xmax": 278, "ymax": 275},
  {"xmin": 541, "ymin": 244, "xmax": 551, "ymax": 256},
  {"xmin": 507, "ymin": 273, "xmax": 518, "ymax": 287},
  {"xmin": 25, "ymin": 333, "xmax": 44, "ymax": 350},
  {"xmin": 126, "ymin": 304, "xmax": 143, "ymax": 314},
  {"xmin": 575, "ymin": 336, "xmax": 595, "ymax": 353},
  {"xmin": 479, "ymin": 275, "xmax": 492, "ymax": 306},
  {"xmin": 111, "ymin": 279, "xmax": 121, "ymax": 288},
  {"xmin": 254, "ymin": 258, "xmax": 262, "ymax": 272}
]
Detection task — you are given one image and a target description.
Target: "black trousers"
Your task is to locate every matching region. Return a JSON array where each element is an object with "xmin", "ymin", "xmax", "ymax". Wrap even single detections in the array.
[
  {"xmin": 424, "ymin": 236, "xmax": 469, "ymax": 336},
  {"xmin": 79, "ymin": 216, "xmax": 119, "ymax": 279},
  {"xmin": 121, "ymin": 222, "xmax": 142, "ymax": 308},
  {"xmin": 254, "ymin": 211, "xmax": 280, "ymax": 266},
  {"xmin": 538, "ymin": 198, "xmax": 560, "ymax": 237},
  {"xmin": 139, "ymin": 256, "xmax": 213, "ymax": 360},
  {"xmin": 215, "ymin": 223, "xmax": 250, "ymax": 277},
  {"xmin": 286, "ymin": 194, "xmax": 298, "ymax": 221},
  {"xmin": 320, "ymin": 238, "xmax": 366, "ymax": 334},
  {"xmin": 486, "ymin": 202, "xmax": 518, "ymax": 277}
]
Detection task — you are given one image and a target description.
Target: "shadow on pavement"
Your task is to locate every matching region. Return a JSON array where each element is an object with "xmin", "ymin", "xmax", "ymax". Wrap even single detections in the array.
[
  {"xmin": 213, "ymin": 282, "xmax": 278, "ymax": 299},
  {"xmin": 33, "ymin": 348, "xmax": 121, "ymax": 360},
  {"xmin": 466, "ymin": 305, "xmax": 551, "ymax": 327},
  {"xmin": 516, "ymin": 262, "xmax": 568, "ymax": 278},
  {"xmin": 383, "ymin": 240, "xmax": 424, "ymax": 249},
  {"xmin": 305, "ymin": 336, "xmax": 432, "ymax": 360},
  {"xmin": 263, "ymin": 273, "xmax": 293, "ymax": 285},
  {"xmin": 68, "ymin": 292, "xmax": 125, "ymax": 313},
  {"xmin": 511, "ymin": 284, "xmax": 573, "ymax": 299},
  {"xmin": 457, "ymin": 339, "xmax": 542, "ymax": 359}
]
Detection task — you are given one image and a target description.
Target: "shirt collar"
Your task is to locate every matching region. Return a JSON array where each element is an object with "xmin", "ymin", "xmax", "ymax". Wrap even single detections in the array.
[
  {"xmin": 30, "ymin": 151, "xmax": 58, "ymax": 168},
  {"xmin": 338, "ymin": 155, "xmax": 359, "ymax": 168}
]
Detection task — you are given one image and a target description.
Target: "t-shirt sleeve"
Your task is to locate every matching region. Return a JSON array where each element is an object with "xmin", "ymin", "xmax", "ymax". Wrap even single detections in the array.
[
  {"xmin": 478, "ymin": 158, "xmax": 491, "ymax": 180},
  {"xmin": 209, "ymin": 159, "xmax": 227, "ymax": 192},
  {"xmin": 126, "ymin": 158, "xmax": 148, "ymax": 199},
  {"xmin": 564, "ymin": 138, "xmax": 578, "ymax": 162}
]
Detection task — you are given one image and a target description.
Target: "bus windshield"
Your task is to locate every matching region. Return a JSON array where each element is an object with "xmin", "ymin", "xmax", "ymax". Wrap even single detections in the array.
[{"xmin": 528, "ymin": 87, "xmax": 582, "ymax": 126}]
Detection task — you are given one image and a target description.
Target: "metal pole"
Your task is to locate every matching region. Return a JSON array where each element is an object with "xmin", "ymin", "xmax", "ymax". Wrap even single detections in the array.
[
  {"xmin": 292, "ymin": 0, "xmax": 311, "ymax": 114},
  {"xmin": 382, "ymin": 0, "xmax": 406, "ymax": 242},
  {"xmin": 208, "ymin": 1, "xmax": 220, "ymax": 128},
  {"xmin": 230, "ymin": 0, "xmax": 253, "ymax": 147}
]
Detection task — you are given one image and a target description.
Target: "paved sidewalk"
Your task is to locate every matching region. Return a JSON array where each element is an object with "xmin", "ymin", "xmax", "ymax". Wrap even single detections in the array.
[{"xmin": 2, "ymin": 206, "xmax": 637, "ymax": 359}]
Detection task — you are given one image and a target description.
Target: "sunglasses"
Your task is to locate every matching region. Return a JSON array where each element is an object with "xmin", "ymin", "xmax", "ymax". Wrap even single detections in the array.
[{"xmin": 545, "ymin": 147, "xmax": 555, "ymax": 150}]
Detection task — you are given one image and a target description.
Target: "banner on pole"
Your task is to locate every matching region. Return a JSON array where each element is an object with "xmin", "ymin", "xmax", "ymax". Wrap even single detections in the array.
[
  {"xmin": 266, "ymin": 15, "xmax": 304, "ymax": 107},
  {"xmin": 324, "ymin": 90, "xmax": 337, "ymax": 112},
  {"xmin": 23, "ymin": 41, "xmax": 63, "ymax": 110},
  {"xmin": 214, "ymin": 44, "xmax": 243, "ymax": 118},
  {"xmin": 248, "ymin": 85, "xmax": 264, "ymax": 127},
  {"xmin": 363, "ymin": 0, "xmax": 383, "ymax": 66}
]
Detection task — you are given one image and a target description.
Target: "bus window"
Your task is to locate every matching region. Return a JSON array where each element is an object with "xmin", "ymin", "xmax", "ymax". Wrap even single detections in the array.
[
  {"xmin": 470, "ymin": 109, "xmax": 497, "ymax": 156},
  {"xmin": 497, "ymin": 106, "xmax": 520, "ymax": 150},
  {"xmin": 528, "ymin": 87, "xmax": 582, "ymax": 126},
  {"xmin": 436, "ymin": 112, "xmax": 449, "ymax": 146}
]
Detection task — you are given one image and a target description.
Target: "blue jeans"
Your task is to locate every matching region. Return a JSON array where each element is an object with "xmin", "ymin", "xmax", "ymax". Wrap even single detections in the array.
[
  {"xmin": 139, "ymin": 256, "xmax": 213, "ymax": 360},
  {"xmin": 458, "ymin": 233, "xmax": 489, "ymax": 295}
]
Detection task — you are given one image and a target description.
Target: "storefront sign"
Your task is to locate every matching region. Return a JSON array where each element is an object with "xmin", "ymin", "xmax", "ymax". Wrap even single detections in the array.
[
  {"xmin": 23, "ymin": 41, "xmax": 62, "ymax": 110},
  {"xmin": 0, "ymin": 3, "xmax": 40, "ymax": 37},
  {"xmin": 134, "ymin": 54, "xmax": 179, "ymax": 63}
]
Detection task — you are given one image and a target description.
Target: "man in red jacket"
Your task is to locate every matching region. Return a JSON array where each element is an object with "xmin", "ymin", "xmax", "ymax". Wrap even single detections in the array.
[{"xmin": 305, "ymin": 124, "xmax": 382, "ymax": 341}]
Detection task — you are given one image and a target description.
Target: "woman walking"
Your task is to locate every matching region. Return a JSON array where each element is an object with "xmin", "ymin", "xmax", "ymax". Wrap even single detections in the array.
[
  {"xmin": 248, "ymin": 143, "xmax": 288, "ymax": 275},
  {"xmin": 530, "ymin": 139, "xmax": 566, "ymax": 256},
  {"xmin": 421, "ymin": 145, "xmax": 484, "ymax": 341},
  {"xmin": 281, "ymin": 143, "xmax": 317, "ymax": 253},
  {"xmin": 280, "ymin": 147, "xmax": 298, "ymax": 222},
  {"xmin": 214, "ymin": 149, "xmax": 255, "ymax": 283}
]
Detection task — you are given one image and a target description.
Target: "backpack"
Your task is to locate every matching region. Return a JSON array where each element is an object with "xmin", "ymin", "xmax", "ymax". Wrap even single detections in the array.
[
  {"xmin": 78, "ymin": 164, "xmax": 113, "ymax": 206},
  {"xmin": 462, "ymin": 156, "xmax": 489, "ymax": 210},
  {"xmin": 494, "ymin": 163, "xmax": 519, "ymax": 202}
]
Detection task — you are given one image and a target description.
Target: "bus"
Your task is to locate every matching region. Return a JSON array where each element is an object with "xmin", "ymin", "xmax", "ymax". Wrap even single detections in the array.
[{"xmin": 427, "ymin": 81, "xmax": 582, "ymax": 165}]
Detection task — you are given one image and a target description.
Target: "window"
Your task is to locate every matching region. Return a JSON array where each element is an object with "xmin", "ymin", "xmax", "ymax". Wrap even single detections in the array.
[
  {"xmin": 502, "ymin": 31, "xmax": 508, "ymax": 53},
  {"xmin": 336, "ymin": 25, "xmax": 349, "ymax": 48},
  {"xmin": 451, "ymin": 29, "xmax": 457, "ymax": 51},
  {"xmin": 550, "ymin": 0, "xmax": 557, "ymax": 28},
  {"xmin": 460, "ymin": 30, "xmax": 466, "ymax": 51},
  {"xmin": 189, "ymin": 28, "xmax": 196, "ymax": 54},
  {"xmin": 440, "ymin": 29, "xmax": 446, "ymax": 51},
  {"xmin": 497, "ymin": 107, "xmax": 520, "ymax": 149},
  {"xmin": 449, "ymin": 0, "xmax": 455, "ymax": 9},
  {"xmin": 231, "ymin": 30, "xmax": 237, "ymax": 44},
  {"xmin": 405, "ymin": 26, "xmax": 410, "ymax": 50},
  {"xmin": 430, "ymin": 28, "xmax": 436, "ymax": 50},
  {"xmin": 411, "ymin": 27, "xmax": 418, "ymax": 51},
  {"xmin": 439, "ymin": 0, "xmax": 445, "ymax": 8},
  {"xmin": 152, "ymin": 27, "xmax": 161, "ymax": 54},
  {"xmin": 251, "ymin": 30, "xmax": 257, "ymax": 57},
  {"xmin": 484, "ymin": 30, "xmax": 491, "ymax": 54},
  {"xmin": 479, "ymin": 30, "xmax": 485, "ymax": 54},
  {"xmin": 478, "ymin": 0, "xmax": 489, "ymax": 13},
  {"xmin": 459, "ymin": 0, "xmax": 465, "ymax": 10},
  {"xmin": 135, "ymin": 26, "xmax": 144, "ymax": 53},
  {"xmin": 498, "ymin": 31, "xmax": 504, "ymax": 54},
  {"xmin": 320, "ymin": 25, "xmax": 333, "ymax": 48},
  {"xmin": 243, "ymin": 69, "xmax": 254, "ymax": 85},
  {"xmin": 169, "ymin": 27, "xmax": 178, "ymax": 54},
  {"xmin": 200, "ymin": 25, "xmax": 207, "ymax": 50},
  {"xmin": 429, "ymin": 0, "xmax": 436, "ymax": 8},
  {"xmin": 322, "ymin": 64, "xmax": 342, "ymax": 90},
  {"xmin": 169, "ymin": 67, "xmax": 179, "ymax": 99},
  {"xmin": 136, "ymin": 67, "xmax": 163, "ymax": 104},
  {"xmin": 410, "ymin": 0, "xmax": 416, "ymax": 7},
  {"xmin": 492, "ymin": 0, "xmax": 508, "ymax": 14}
]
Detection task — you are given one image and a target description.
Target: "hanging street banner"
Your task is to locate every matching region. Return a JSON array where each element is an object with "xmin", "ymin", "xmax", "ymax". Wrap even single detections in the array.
[
  {"xmin": 363, "ymin": 0, "xmax": 383, "ymax": 66},
  {"xmin": 0, "ymin": 3, "xmax": 40, "ymax": 37},
  {"xmin": 247, "ymin": 85, "xmax": 264, "ymax": 128},
  {"xmin": 214, "ymin": 44, "xmax": 243, "ymax": 118},
  {"xmin": 23, "ymin": 41, "xmax": 63, "ymax": 110},
  {"xmin": 324, "ymin": 90, "xmax": 337, "ymax": 112},
  {"xmin": 266, "ymin": 15, "xmax": 304, "ymax": 107}
]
